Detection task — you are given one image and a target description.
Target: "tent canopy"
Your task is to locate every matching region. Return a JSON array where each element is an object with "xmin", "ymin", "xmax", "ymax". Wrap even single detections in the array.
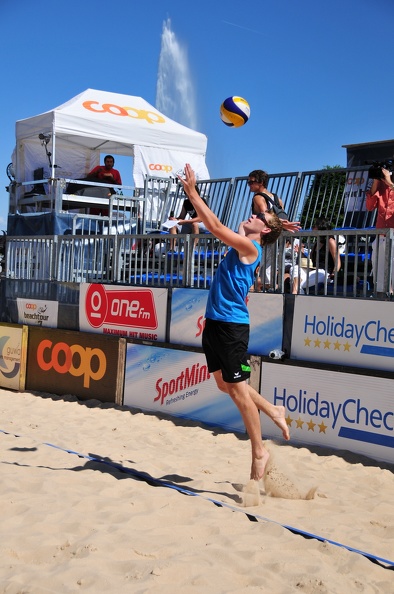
[{"xmin": 14, "ymin": 88, "xmax": 209, "ymax": 187}]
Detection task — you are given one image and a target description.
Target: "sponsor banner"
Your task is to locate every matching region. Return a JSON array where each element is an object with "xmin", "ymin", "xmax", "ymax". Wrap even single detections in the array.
[
  {"xmin": 79, "ymin": 283, "xmax": 167, "ymax": 342},
  {"xmin": 124, "ymin": 343, "xmax": 245, "ymax": 433},
  {"xmin": 17, "ymin": 298, "xmax": 58, "ymax": 328},
  {"xmin": 0, "ymin": 324, "xmax": 28, "ymax": 391},
  {"xmin": 247, "ymin": 293, "xmax": 284, "ymax": 355},
  {"xmin": 291, "ymin": 297, "xmax": 394, "ymax": 373},
  {"xmin": 260, "ymin": 363, "xmax": 394, "ymax": 464},
  {"xmin": 133, "ymin": 145, "xmax": 210, "ymax": 189},
  {"xmin": 170, "ymin": 289, "xmax": 283, "ymax": 355},
  {"xmin": 26, "ymin": 327, "xmax": 125, "ymax": 403},
  {"xmin": 169, "ymin": 288, "xmax": 208, "ymax": 347},
  {"xmin": 345, "ymin": 170, "xmax": 368, "ymax": 213}
]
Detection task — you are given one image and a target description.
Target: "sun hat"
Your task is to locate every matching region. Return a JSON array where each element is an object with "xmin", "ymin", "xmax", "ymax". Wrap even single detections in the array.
[{"xmin": 300, "ymin": 257, "xmax": 315, "ymax": 269}]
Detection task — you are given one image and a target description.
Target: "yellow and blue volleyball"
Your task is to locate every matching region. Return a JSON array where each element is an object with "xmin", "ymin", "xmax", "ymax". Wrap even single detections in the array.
[{"xmin": 220, "ymin": 96, "xmax": 250, "ymax": 127}]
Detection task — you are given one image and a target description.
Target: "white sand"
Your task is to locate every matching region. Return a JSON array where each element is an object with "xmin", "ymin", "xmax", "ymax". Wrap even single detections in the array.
[{"xmin": 0, "ymin": 388, "xmax": 393, "ymax": 593}]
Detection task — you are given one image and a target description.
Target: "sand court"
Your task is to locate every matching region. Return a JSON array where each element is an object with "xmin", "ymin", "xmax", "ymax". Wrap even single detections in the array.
[{"xmin": 0, "ymin": 388, "xmax": 393, "ymax": 593}]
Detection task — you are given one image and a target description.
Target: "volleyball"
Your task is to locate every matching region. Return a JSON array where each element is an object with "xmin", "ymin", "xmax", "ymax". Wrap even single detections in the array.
[{"xmin": 220, "ymin": 96, "xmax": 250, "ymax": 127}]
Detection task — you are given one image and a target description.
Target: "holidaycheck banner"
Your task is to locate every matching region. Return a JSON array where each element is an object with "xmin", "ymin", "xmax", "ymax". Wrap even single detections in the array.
[
  {"xmin": 291, "ymin": 296, "xmax": 394, "ymax": 373},
  {"xmin": 259, "ymin": 362, "xmax": 393, "ymax": 465}
]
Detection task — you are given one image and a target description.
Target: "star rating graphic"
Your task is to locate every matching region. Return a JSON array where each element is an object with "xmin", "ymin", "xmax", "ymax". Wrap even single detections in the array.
[
  {"xmin": 307, "ymin": 419, "xmax": 316, "ymax": 431},
  {"xmin": 303, "ymin": 336, "xmax": 352, "ymax": 352},
  {"xmin": 285, "ymin": 415, "xmax": 328, "ymax": 434}
]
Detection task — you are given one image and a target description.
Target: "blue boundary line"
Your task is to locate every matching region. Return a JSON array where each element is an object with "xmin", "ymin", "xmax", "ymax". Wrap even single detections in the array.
[{"xmin": 1, "ymin": 428, "xmax": 393, "ymax": 569}]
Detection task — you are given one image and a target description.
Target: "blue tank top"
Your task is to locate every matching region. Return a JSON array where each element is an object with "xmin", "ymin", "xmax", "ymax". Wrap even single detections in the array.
[{"xmin": 205, "ymin": 240, "xmax": 262, "ymax": 324}]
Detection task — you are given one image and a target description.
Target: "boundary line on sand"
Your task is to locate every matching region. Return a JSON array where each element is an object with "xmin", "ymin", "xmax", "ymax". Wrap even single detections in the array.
[{"xmin": 1, "ymin": 428, "xmax": 393, "ymax": 570}]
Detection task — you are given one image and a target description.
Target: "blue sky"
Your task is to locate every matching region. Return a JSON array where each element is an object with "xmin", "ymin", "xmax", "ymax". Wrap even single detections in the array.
[{"xmin": 1, "ymin": 0, "xmax": 393, "ymax": 231}]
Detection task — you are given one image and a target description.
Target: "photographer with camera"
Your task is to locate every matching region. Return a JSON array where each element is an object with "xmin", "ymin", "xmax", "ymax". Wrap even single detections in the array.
[{"xmin": 366, "ymin": 163, "xmax": 394, "ymax": 298}]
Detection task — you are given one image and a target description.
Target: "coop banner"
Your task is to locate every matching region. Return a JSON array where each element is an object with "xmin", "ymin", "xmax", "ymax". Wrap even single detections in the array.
[
  {"xmin": 291, "ymin": 296, "xmax": 394, "ymax": 373},
  {"xmin": 259, "ymin": 362, "xmax": 393, "ymax": 465},
  {"xmin": 134, "ymin": 145, "xmax": 209, "ymax": 189},
  {"xmin": 17, "ymin": 298, "xmax": 58, "ymax": 328},
  {"xmin": 0, "ymin": 324, "xmax": 28, "ymax": 391},
  {"xmin": 25, "ymin": 327, "xmax": 124, "ymax": 403},
  {"xmin": 124, "ymin": 343, "xmax": 245, "ymax": 433},
  {"xmin": 79, "ymin": 283, "xmax": 167, "ymax": 341},
  {"xmin": 170, "ymin": 289, "xmax": 283, "ymax": 355}
]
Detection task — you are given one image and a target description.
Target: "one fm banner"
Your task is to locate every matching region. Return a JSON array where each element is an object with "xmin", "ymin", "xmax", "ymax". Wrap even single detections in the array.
[
  {"xmin": 79, "ymin": 283, "xmax": 168, "ymax": 341},
  {"xmin": 170, "ymin": 289, "xmax": 283, "ymax": 355},
  {"xmin": 291, "ymin": 297, "xmax": 394, "ymax": 373},
  {"xmin": 259, "ymin": 362, "xmax": 393, "ymax": 464},
  {"xmin": 123, "ymin": 343, "xmax": 245, "ymax": 433},
  {"xmin": 17, "ymin": 298, "xmax": 58, "ymax": 328}
]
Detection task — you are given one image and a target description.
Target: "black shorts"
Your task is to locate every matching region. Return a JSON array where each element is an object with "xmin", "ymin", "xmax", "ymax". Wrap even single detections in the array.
[{"xmin": 202, "ymin": 318, "xmax": 250, "ymax": 383}]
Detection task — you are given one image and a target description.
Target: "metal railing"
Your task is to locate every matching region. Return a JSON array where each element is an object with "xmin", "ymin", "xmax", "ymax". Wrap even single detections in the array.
[
  {"xmin": 275, "ymin": 228, "xmax": 392, "ymax": 298},
  {"xmin": 5, "ymin": 228, "xmax": 393, "ymax": 298},
  {"xmin": 9, "ymin": 165, "xmax": 377, "ymax": 233},
  {"xmin": 7, "ymin": 164, "xmax": 392, "ymax": 298}
]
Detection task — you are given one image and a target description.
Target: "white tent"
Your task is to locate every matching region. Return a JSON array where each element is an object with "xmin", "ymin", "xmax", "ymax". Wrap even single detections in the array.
[{"xmin": 14, "ymin": 88, "xmax": 210, "ymax": 188}]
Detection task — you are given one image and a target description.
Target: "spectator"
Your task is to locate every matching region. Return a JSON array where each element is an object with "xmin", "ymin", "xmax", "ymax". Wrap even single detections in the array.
[
  {"xmin": 284, "ymin": 238, "xmax": 301, "ymax": 267},
  {"xmin": 247, "ymin": 170, "xmax": 300, "ymax": 233},
  {"xmin": 87, "ymin": 155, "xmax": 122, "ymax": 186},
  {"xmin": 309, "ymin": 217, "xmax": 341, "ymax": 280},
  {"xmin": 290, "ymin": 256, "xmax": 328, "ymax": 294},
  {"xmin": 289, "ymin": 218, "xmax": 341, "ymax": 294},
  {"xmin": 85, "ymin": 155, "xmax": 122, "ymax": 216},
  {"xmin": 366, "ymin": 167, "xmax": 394, "ymax": 298},
  {"xmin": 166, "ymin": 188, "xmax": 208, "ymax": 250},
  {"xmin": 248, "ymin": 169, "xmax": 300, "ymax": 290},
  {"xmin": 283, "ymin": 238, "xmax": 304, "ymax": 292}
]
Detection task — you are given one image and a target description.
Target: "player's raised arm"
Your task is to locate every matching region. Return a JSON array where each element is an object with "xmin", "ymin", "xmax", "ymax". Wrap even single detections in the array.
[{"xmin": 178, "ymin": 164, "xmax": 270, "ymax": 260}]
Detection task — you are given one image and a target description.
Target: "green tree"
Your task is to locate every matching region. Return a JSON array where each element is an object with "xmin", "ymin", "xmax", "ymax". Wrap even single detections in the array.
[{"xmin": 300, "ymin": 165, "xmax": 346, "ymax": 229}]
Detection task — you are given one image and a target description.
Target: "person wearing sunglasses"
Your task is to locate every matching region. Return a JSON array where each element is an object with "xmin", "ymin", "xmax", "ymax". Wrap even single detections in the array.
[
  {"xmin": 178, "ymin": 164, "xmax": 289, "ymax": 485},
  {"xmin": 247, "ymin": 170, "xmax": 300, "ymax": 233},
  {"xmin": 248, "ymin": 170, "xmax": 301, "ymax": 290}
]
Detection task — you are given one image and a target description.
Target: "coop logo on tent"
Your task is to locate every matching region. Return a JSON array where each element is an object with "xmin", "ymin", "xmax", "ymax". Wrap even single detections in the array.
[
  {"xmin": 302, "ymin": 314, "xmax": 394, "ymax": 358},
  {"xmin": 36, "ymin": 339, "xmax": 106, "ymax": 388},
  {"xmin": 149, "ymin": 163, "xmax": 173, "ymax": 173},
  {"xmin": 0, "ymin": 335, "xmax": 20, "ymax": 379},
  {"xmin": 82, "ymin": 101, "xmax": 166, "ymax": 124},
  {"xmin": 85, "ymin": 284, "xmax": 158, "ymax": 330}
]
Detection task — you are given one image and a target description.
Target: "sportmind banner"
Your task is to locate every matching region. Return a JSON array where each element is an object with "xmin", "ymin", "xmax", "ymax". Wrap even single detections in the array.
[
  {"xmin": 291, "ymin": 296, "xmax": 394, "ymax": 373},
  {"xmin": 259, "ymin": 362, "xmax": 393, "ymax": 465},
  {"xmin": 123, "ymin": 342, "xmax": 245, "ymax": 433}
]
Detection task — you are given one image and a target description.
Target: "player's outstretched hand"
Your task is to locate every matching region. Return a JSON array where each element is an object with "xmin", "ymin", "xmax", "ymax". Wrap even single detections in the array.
[{"xmin": 281, "ymin": 219, "xmax": 301, "ymax": 233}]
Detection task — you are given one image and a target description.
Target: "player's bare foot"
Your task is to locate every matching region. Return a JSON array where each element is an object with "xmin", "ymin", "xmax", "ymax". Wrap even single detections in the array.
[
  {"xmin": 250, "ymin": 449, "xmax": 270, "ymax": 481},
  {"xmin": 272, "ymin": 406, "xmax": 290, "ymax": 440}
]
